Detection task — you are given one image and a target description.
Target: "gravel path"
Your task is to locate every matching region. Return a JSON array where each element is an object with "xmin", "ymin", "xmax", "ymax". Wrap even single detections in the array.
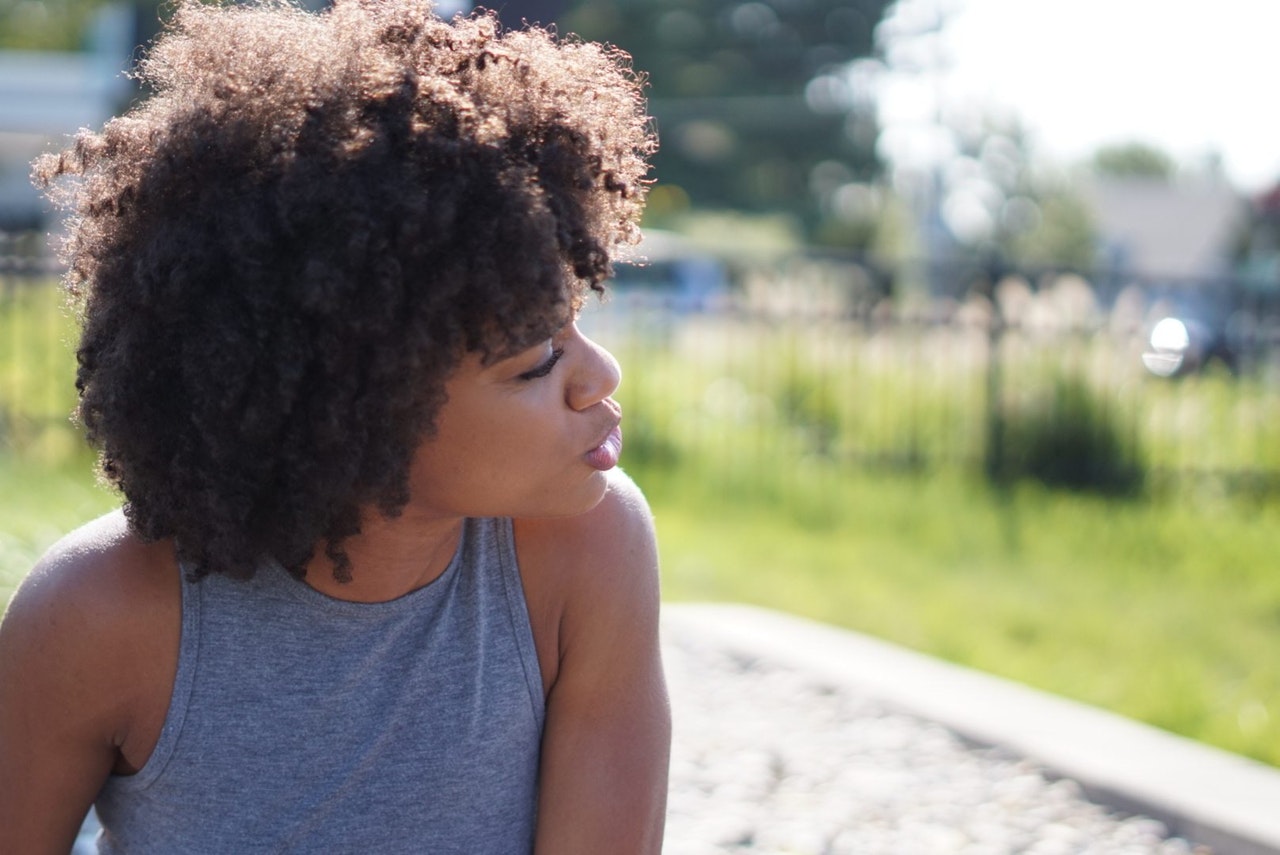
[{"xmin": 662, "ymin": 624, "xmax": 1211, "ymax": 855}]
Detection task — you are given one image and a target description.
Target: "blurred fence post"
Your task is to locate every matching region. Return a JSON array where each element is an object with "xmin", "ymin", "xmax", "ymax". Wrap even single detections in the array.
[{"xmin": 982, "ymin": 312, "xmax": 1006, "ymax": 485}]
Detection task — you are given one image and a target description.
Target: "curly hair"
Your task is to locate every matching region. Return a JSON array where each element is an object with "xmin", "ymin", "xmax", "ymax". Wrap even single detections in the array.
[{"xmin": 34, "ymin": 0, "xmax": 654, "ymax": 582}]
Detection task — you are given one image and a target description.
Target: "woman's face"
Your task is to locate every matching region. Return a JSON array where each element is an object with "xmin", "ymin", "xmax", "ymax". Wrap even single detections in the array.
[{"xmin": 405, "ymin": 321, "xmax": 623, "ymax": 521}]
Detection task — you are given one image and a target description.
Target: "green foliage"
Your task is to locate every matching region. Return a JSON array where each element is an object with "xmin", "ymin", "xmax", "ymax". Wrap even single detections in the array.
[
  {"xmin": 564, "ymin": 0, "xmax": 894, "ymax": 239},
  {"xmin": 932, "ymin": 120, "xmax": 1100, "ymax": 269},
  {"xmin": 778, "ymin": 360, "xmax": 841, "ymax": 456},
  {"xmin": 0, "ymin": 281, "xmax": 80, "ymax": 454},
  {"xmin": 567, "ymin": 0, "xmax": 888, "ymax": 100},
  {"xmin": 0, "ymin": 0, "xmax": 105, "ymax": 50},
  {"xmin": 593, "ymin": 293, "xmax": 1280, "ymax": 491},
  {"xmin": 0, "ymin": 448, "xmax": 115, "ymax": 593},
  {"xmin": 0, "ymin": 0, "xmax": 159, "ymax": 51},
  {"xmin": 1005, "ymin": 187, "xmax": 1099, "ymax": 270},
  {"xmin": 613, "ymin": 409, "xmax": 681, "ymax": 470},
  {"xmin": 7, "ymin": 272, "xmax": 1280, "ymax": 769},
  {"xmin": 991, "ymin": 370, "xmax": 1145, "ymax": 496},
  {"xmin": 1091, "ymin": 141, "xmax": 1176, "ymax": 181}
]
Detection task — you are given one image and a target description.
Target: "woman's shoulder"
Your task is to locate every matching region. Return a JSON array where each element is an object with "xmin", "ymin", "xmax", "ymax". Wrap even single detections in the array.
[
  {"xmin": 0, "ymin": 512, "xmax": 184, "ymax": 841},
  {"xmin": 512, "ymin": 469, "xmax": 661, "ymax": 685},
  {"xmin": 1, "ymin": 509, "xmax": 182, "ymax": 730},
  {"xmin": 510, "ymin": 470, "xmax": 669, "ymax": 851},
  {"xmin": 9, "ymin": 509, "xmax": 180, "ymax": 623},
  {"xmin": 513, "ymin": 468, "xmax": 658, "ymax": 594}
]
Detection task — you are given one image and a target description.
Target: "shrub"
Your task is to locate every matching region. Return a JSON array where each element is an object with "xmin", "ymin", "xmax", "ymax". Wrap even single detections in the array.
[{"xmin": 990, "ymin": 372, "xmax": 1145, "ymax": 496}]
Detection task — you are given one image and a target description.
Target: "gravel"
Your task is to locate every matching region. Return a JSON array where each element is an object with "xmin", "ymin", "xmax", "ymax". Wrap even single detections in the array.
[{"xmin": 662, "ymin": 625, "xmax": 1211, "ymax": 855}]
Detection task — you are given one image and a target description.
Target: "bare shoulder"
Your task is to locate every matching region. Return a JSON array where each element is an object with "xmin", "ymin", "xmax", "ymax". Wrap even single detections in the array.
[
  {"xmin": 5, "ymin": 508, "xmax": 178, "ymax": 635},
  {"xmin": 0, "ymin": 510, "xmax": 181, "ymax": 849},
  {"xmin": 515, "ymin": 468, "xmax": 659, "ymax": 614},
  {"xmin": 517, "ymin": 472, "xmax": 670, "ymax": 854},
  {"xmin": 1, "ymin": 509, "xmax": 180, "ymax": 757},
  {"xmin": 513, "ymin": 469, "xmax": 661, "ymax": 691}
]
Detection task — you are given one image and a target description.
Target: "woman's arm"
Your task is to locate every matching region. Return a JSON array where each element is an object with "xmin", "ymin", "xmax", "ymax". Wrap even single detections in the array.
[
  {"xmin": 518, "ymin": 471, "xmax": 671, "ymax": 855},
  {"xmin": 0, "ymin": 513, "xmax": 178, "ymax": 853}
]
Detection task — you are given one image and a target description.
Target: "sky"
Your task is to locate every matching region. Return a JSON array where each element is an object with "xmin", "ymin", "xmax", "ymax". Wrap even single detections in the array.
[{"xmin": 875, "ymin": 0, "xmax": 1280, "ymax": 192}]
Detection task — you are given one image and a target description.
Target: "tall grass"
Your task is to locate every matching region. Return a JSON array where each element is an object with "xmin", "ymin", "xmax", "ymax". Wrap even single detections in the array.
[
  {"xmin": 0, "ymin": 279, "xmax": 81, "ymax": 460},
  {"xmin": 580, "ymin": 301, "xmax": 1280, "ymax": 767},
  {"xmin": 633, "ymin": 461, "xmax": 1280, "ymax": 767},
  {"xmin": 4, "ymin": 283, "xmax": 1280, "ymax": 768},
  {"xmin": 0, "ymin": 278, "xmax": 113, "ymax": 591},
  {"xmin": 583, "ymin": 300, "xmax": 1280, "ymax": 488}
]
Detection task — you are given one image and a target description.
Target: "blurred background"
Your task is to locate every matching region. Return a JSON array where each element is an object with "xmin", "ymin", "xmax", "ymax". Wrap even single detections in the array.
[{"xmin": 2, "ymin": 0, "xmax": 1278, "ymax": 771}]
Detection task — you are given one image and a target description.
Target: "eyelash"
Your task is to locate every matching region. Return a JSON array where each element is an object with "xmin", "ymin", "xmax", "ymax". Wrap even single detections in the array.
[{"xmin": 518, "ymin": 347, "xmax": 564, "ymax": 381}]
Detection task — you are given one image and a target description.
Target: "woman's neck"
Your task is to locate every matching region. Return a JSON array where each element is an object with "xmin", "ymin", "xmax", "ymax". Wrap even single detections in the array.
[{"xmin": 301, "ymin": 509, "xmax": 465, "ymax": 603}]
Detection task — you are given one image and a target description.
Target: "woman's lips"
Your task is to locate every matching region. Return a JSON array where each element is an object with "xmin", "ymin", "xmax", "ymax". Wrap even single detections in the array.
[{"xmin": 584, "ymin": 424, "xmax": 623, "ymax": 471}]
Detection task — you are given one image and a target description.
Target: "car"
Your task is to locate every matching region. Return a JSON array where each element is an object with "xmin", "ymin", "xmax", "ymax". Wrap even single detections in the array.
[{"xmin": 1141, "ymin": 289, "xmax": 1240, "ymax": 377}]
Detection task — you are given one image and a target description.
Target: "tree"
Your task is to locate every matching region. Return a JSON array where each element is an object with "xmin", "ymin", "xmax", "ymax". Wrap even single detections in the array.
[
  {"xmin": 1091, "ymin": 142, "xmax": 1176, "ymax": 182},
  {"xmin": 563, "ymin": 0, "xmax": 896, "ymax": 241},
  {"xmin": 1005, "ymin": 183, "xmax": 1097, "ymax": 271},
  {"xmin": 0, "ymin": 0, "xmax": 111, "ymax": 50},
  {"xmin": 916, "ymin": 116, "xmax": 1098, "ymax": 271},
  {"xmin": 6, "ymin": 0, "xmax": 895, "ymax": 243},
  {"xmin": 0, "ymin": 0, "xmax": 320, "ymax": 52}
]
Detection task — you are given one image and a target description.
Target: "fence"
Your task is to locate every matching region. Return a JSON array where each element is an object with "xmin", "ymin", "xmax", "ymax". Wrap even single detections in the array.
[
  {"xmin": 4, "ymin": 237, "xmax": 1280, "ymax": 498},
  {"xmin": 583, "ymin": 252, "xmax": 1280, "ymax": 499},
  {"xmin": 0, "ymin": 236, "xmax": 78, "ymax": 456}
]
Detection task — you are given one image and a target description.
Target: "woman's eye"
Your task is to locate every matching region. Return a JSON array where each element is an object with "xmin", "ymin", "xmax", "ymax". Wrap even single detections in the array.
[{"xmin": 517, "ymin": 348, "xmax": 564, "ymax": 381}]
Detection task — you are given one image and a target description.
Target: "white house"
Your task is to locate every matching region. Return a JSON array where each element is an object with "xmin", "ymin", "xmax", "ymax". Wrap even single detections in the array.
[{"xmin": 1083, "ymin": 175, "xmax": 1244, "ymax": 281}]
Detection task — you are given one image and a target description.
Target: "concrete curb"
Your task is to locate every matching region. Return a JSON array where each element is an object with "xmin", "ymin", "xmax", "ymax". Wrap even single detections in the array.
[{"xmin": 662, "ymin": 603, "xmax": 1280, "ymax": 855}]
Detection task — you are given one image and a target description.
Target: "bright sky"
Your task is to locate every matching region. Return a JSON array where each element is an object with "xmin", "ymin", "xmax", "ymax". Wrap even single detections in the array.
[{"xmin": 876, "ymin": 0, "xmax": 1280, "ymax": 192}]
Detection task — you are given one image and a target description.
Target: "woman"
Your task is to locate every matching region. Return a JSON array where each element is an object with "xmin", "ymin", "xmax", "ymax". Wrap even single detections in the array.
[{"xmin": 0, "ymin": 1, "xmax": 669, "ymax": 851}]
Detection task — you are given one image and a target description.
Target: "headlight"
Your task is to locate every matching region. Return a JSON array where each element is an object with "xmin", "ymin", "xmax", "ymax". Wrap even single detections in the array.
[
  {"xmin": 1142, "ymin": 316, "xmax": 1190, "ymax": 377},
  {"xmin": 1149, "ymin": 317, "xmax": 1190, "ymax": 352}
]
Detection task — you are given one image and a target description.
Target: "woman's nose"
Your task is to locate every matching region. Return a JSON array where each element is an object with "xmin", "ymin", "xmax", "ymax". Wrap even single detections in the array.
[{"xmin": 566, "ymin": 327, "xmax": 621, "ymax": 411}]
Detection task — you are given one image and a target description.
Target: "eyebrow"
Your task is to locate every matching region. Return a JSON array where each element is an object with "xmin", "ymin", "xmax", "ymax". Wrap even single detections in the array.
[
  {"xmin": 484, "ymin": 341, "xmax": 551, "ymax": 378},
  {"xmin": 479, "ymin": 307, "xmax": 573, "ymax": 368}
]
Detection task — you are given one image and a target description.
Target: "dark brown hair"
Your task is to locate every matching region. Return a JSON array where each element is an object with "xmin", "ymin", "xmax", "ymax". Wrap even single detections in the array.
[{"xmin": 34, "ymin": 0, "xmax": 654, "ymax": 581}]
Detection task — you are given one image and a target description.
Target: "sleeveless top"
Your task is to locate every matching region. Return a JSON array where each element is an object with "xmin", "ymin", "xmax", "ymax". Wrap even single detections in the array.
[{"xmin": 94, "ymin": 516, "xmax": 545, "ymax": 854}]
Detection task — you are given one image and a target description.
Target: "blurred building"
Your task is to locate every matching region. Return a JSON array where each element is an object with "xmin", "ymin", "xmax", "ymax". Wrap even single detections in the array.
[
  {"xmin": 1085, "ymin": 175, "xmax": 1244, "ymax": 281},
  {"xmin": 0, "ymin": 5, "xmax": 135, "ymax": 230}
]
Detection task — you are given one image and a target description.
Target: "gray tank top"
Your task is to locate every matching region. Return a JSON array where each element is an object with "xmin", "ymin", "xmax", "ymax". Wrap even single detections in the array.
[{"xmin": 94, "ymin": 516, "xmax": 545, "ymax": 854}]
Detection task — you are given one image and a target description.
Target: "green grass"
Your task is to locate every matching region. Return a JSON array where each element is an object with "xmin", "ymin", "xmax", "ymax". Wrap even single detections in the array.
[
  {"xmin": 5, "ymin": 286, "xmax": 1280, "ymax": 769},
  {"xmin": 0, "ymin": 281, "xmax": 80, "ymax": 440},
  {"xmin": 633, "ymin": 459, "xmax": 1280, "ymax": 767},
  {"xmin": 6, "ymin": 447, "xmax": 1277, "ymax": 767},
  {"xmin": 587, "ymin": 309, "xmax": 1280, "ymax": 767},
  {"xmin": 585, "ymin": 307, "xmax": 1280, "ymax": 484},
  {"xmin": 0, "ymin": 280, "xmax": 119, "ymax": 589}
]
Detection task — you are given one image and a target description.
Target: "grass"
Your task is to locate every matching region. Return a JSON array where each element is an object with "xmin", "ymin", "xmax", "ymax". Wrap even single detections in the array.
[
  {"xmin": 0, "ymin": 280, "xmax": 79, "ymax": 437},
  {"xmin": 633, "ymin": 459, "xmax": 1280, "ymax": 767},
  {"xmin": 5, "ymin": 449, "xmax": 1277, "ymax": 767},
  {"xmin": 587, "ymin": 306, "xmax": 1280, "ymax": 767},
  {"xmin": 4, "ymin": 282, "xmax": 1280, "ymax": 769},
  {"xmin": 0, "ymin": 279, "xmax": 116, "ymax": 591},
  {"xmin": 585, "ymin": 304, "xmax": 1280, "ymax": 484}
]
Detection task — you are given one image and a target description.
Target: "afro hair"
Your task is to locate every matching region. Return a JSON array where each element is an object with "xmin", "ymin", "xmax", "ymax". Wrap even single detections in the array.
[{"xmin": 34, "ymin": 0, "xmax": 655, "ymax": 581}]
